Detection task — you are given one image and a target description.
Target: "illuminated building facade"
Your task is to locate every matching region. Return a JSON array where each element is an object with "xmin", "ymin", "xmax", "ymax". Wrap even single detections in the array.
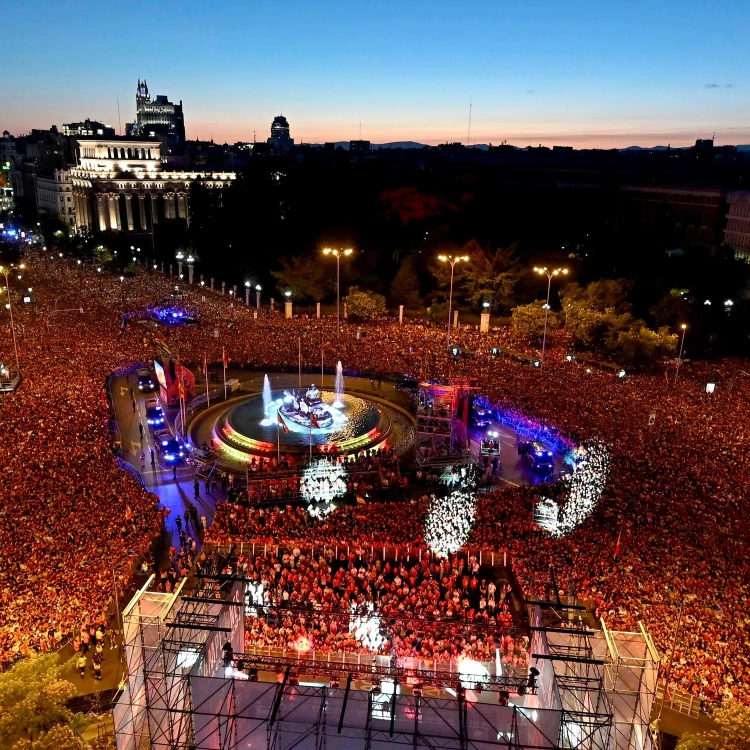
[
  {"xmin": 35, "ymin": 168, "xmax": 75, "ymax": 226},
  {"xmin": 63, "ymin": 119, "xmax": 116, "ymax": 137},
  {"xmin": 69, "ymin": 137, "xmax": 234, "ymax": 232}
]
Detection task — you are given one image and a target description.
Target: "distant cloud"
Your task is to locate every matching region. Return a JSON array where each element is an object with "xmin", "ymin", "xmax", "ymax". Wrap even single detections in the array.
[
  {"xmin": 704, "ymin": 83, "xmax": 738, "ymax": 89},
  {"xmin": 525, "ymin": 89, "xmax": 535, "ymax": 94}
]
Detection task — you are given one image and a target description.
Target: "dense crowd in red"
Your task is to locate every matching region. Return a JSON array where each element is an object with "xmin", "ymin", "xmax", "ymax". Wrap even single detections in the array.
[
  {"xmin": 0, "ymin": 257, "xmax": 163, "ymax": 667},
  {"xmin": 0, "ymin": 254, "xmax": 747, "ymax": 707},
  {"xmin": 235, "ymin": 548, "xmax": 526, "ymax": 671}
]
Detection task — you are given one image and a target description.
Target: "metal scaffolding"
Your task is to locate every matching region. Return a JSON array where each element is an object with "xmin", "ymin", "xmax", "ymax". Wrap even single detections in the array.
[
  {"xmin": 593, "ymin": 620, "xmax": 659, "ymax": 750},
  {"xmin": 531, "ymin": 602, "xmax": 614, "ymax": 750},
  {"xmin": 415, "ymin": 380, "xmax": 475, "ymax": 465},
  {"xmin": 115, "ymin": 562, "xmax": 656, "ymax": 750},
  {"xmin": 115, "ymin": 556, "xmax": 246, "ymax": 750}
]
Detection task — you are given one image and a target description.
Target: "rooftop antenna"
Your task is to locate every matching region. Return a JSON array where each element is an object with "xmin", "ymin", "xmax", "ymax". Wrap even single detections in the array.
[
  {"xmin": 359, "ymin": 120, "xmax": 362, "ymax": 139},
  {"xmin": 467, "ymin": 97, "xmax": 473, "ymax": 147},
  {"xmin": 116, "ymin": 95, "xmax": 122, "ymax": 136}
]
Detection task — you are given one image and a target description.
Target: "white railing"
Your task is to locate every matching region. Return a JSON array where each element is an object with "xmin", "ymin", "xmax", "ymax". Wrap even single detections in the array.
[{"xmin": 656, "ymin": 684, "xmax": 704, "ymax": 718}]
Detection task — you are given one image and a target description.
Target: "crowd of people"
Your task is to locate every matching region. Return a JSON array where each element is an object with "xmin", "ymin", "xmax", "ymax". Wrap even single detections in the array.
[
  {"xmin": 1, "ymin": 252, "xmax": 749, "ymax": 708},
  {"xmin": 235, "ymin": 548, "xmax": 526, "ymax": 670},
  {"xmin": 247, "ymin": 476, "xmax": 301, "ymax": 503},
  {"xmin": 0, "ymin": 255, "xmax": 164, "ymax": 668}
]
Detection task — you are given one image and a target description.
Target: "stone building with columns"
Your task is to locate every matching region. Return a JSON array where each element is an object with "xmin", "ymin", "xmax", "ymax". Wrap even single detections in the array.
[{"xmin": 69, "ymin": 136, "xmax": 234, "ymax": 233}]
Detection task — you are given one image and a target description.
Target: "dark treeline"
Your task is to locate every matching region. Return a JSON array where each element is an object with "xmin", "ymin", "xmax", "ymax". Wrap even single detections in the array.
[
  {"xmin": 12, "ymin": 152, "xmax": 750, "ymax": 357},
  {"xmin": 187, "ymin": 158, "xmax": 617, "ymax": 293}
]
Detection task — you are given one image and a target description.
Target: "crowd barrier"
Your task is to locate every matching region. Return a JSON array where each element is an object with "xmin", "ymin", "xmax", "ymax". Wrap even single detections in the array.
[
  {"xmin": 117, "ymin": 458, "xmax": 146, "ymax": 489},
  {"xmin": 211, "ymin": 541, "xmax": 513, "ymax": 569}
]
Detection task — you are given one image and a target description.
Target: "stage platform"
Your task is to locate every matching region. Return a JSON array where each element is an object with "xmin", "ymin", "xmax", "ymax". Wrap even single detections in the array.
[{"xmin": 114, "ymin": 552, "xmax": 658, "ymax": 750}]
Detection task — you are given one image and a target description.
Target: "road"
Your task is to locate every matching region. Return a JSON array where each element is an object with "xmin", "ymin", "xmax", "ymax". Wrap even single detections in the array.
[
  {"xmin": 467, "ymin": 418, "xmax": 568, "ymax": 488},
  {"xmin": 111, "ymin": 371, "xmax": 219, "ymax": 551}
]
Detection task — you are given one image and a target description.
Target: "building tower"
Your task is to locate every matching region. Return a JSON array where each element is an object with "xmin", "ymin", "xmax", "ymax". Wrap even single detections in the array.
[
  {"xmin": 136, "ymin": 79, "xmax": 151, "ymax": 111},
  {"xmin": 268, "ymin": 115, "xmax": 294, "ymax": 152},
  {"xmin": 130, "ymin": 79, "xmax": 186, "ymax": 152}
]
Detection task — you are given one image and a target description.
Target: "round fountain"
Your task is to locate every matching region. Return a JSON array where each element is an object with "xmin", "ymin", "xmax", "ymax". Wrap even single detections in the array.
[{"xmin": 187, "ymin": 367, "xmax": 417, "ymax": 465}]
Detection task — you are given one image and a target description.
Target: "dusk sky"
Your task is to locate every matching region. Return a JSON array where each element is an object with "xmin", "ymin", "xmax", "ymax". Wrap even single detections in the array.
[{"xmin": 3, "ymin": 0, "xmax": 749, "ymax": 148}]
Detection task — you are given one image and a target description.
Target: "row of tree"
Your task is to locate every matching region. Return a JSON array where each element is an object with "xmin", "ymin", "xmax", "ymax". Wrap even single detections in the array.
[
  {"xmin": 24, "ymin": 214, "xmax": 750, "ymax": 367},
  {"xmin": 270, "ymin": 240, "xmax": 521, "ymax": 313},
  {"xmin": 336, "ymin": 277, "xmax": 679, "ymax": 367},
  {"xmin": 511, "ymin": 279, "xmax": 678, "ymax": 367}
]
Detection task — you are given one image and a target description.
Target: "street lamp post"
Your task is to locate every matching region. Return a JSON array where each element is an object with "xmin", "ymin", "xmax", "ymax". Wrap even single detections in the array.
[
  {"xmin": 186, "ymin": 255, "xmax": 194, "ymax": 285},
  {"xmin": 176, "ymin": 251, "xmax": 184, "ymax": 278},
  {"xmin": 284, "ymin": 289, "xmax": 293, "ymax": 320},
  {"xmin": 322, "ymin": 247, "xmax": 353, "ymax": 335},
  {"xmin": 255, "ymin": 284, "xmax": 262, "ymax": 309},
  {"xmin": 245, "ymin": 281, "xmax": 251, "ymax": 306},
  {"xmin": 437, "ymin": 254, "xmax": 469, "ymax": 349},
  {"xmin": 480, "ymin": 301, "xmax": 491, "ymax": 334},
  {"xmin": 0, "ymin": 263, "xmax": 25, "ymax": 374},
  {"xmin": 533, "ymin": 266, "xmax": 569, "ymax": 367},
  {"xmin": 674, "ymin": 324, "xmax": 687, "ymax": 385}
]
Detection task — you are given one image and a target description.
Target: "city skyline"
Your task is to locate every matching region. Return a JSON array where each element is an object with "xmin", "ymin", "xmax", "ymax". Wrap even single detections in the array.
[{"xmin": 2, "ymin": 0, "xmax": 749, "ymax": 148}]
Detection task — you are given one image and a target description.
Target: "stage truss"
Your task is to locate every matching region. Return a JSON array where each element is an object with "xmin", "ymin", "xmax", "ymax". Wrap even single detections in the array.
[
  {"xmin": 115, "ymin": 554, "xmax": 657, "ymax": 750},
  {"xmin": 416, "ymin": 379, "xmax": 476, "ymax": 466},
  {"xmin": 594, "ymin": 620, "xmax": 659, "ymax": 750}
]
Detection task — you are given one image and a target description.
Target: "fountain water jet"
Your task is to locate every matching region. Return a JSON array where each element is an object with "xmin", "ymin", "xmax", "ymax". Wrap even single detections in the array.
[
  {"xmin": 332, "ymin": 361, "xmax": 345, "ymax": 408},
  {"xmin": 259, "ymin": 374, "xmax": 274, "ymax": 425}
]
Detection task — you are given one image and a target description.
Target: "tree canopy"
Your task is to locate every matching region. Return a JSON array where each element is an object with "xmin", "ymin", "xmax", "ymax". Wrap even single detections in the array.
[
  {"xmin": 511, "ymin": 301, "xmax": 552, "ymax": 344},
  {"xmin": 429, "ymin": 240, "xmax": 521, "ymax": 311},
  {"xmin": 343, "ymin": 287, "xmax": 387, "ymax": 321},
  {"xmin": 0, "ymin": 654, "xmax": 89, "ymax": 748},
  {"xmin": 459, "ymin": 241, "xmax": 521, "ymax": 311},
  {"xmin": 675, "ymin": 700, "xmax": 750, "ymax": 750},
  {"xmin": 555, "ymin": 278, "xmax": 676, "ymax": 366},
  {"xmin": 271, "ymin": 255, "xmax": 330, "ymax": 301},
  {"xmin": 389, "ymin": 255, "xmax": 422, "ymax": 309}
]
